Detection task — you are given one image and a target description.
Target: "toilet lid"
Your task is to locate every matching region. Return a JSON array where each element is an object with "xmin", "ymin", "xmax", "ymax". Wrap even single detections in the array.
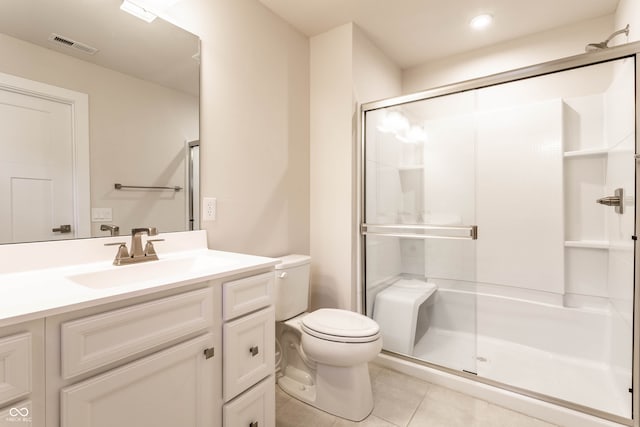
[{"xmin": 301, "ymin": 309, "xmax": 380, "ymax": 343}]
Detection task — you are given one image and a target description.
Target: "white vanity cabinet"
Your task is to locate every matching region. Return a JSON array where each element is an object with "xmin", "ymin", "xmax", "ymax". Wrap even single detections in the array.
[
  {"xmin": 222, "ymin": 272, "xmax": 275, "ymax": 427},
  {"xmin": 0, "ymin": 238, "xmax": 278, "ymax": 427},
  {"xmin": 0, "ymin": 320, "xmax": 45, "ymax": 427}
]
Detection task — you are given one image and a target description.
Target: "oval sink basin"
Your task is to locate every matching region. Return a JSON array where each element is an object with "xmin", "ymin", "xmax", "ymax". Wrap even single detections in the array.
[{"xmin": 67, "ymin": 253, "xmax": 241, "ymax": 289}]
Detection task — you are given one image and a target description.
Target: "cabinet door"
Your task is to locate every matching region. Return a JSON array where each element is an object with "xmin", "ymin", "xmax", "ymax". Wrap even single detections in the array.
[
  {"xmin": 0, "ymin": 333, "xmax": 31, "ymax": 407},
  {"xmin": 60, "ymin": 334, "xmax": 214, "ymax": 427},
  {"xmin": 0, "ymin": 400, "xmax": 32, "ymax": 426}
]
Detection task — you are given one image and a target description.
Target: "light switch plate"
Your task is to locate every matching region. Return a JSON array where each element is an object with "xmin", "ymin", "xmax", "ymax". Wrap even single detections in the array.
[{"xmin": 91, "ymin": 207, "xmax": 113, "ymax": 222}]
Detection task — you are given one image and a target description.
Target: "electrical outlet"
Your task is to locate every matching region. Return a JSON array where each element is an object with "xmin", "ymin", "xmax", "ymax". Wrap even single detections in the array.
[{"xmin": 202, "ymin": 197, "xmax": 217, "ymax": 221}]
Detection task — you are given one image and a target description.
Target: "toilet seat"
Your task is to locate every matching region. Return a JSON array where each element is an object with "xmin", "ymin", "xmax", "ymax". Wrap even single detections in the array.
[{"xmin": 301, "ymin": 308, "xmax": 380, "ymax": 343}]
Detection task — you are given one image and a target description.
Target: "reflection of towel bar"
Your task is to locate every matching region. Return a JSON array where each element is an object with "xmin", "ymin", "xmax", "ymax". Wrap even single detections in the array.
[{"xmin": 114, "ymin": 183, "xmax": 182, "ymax": 192}]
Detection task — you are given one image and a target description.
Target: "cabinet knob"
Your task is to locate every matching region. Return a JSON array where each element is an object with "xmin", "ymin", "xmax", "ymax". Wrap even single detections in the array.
[
  {"xmin": 249, "ymin": 422, "xmax": 259, "ymax": 427},
  {"xmin": 249, "ymin": 346, "xmax": 259, "ymax": 357},
  {"xmin": 279, "ymin": 272, "xmax": 288, "ymax": 279}
]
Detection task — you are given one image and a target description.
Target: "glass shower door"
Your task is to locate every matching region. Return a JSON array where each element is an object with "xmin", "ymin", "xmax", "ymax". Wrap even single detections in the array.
[
  {"xmin": 362, "ymin": 55, "xmax": 636, "ymax": 421},
  {"xmin": 362, "ymin": 91, "xmax": 479, "ymax": 374}
]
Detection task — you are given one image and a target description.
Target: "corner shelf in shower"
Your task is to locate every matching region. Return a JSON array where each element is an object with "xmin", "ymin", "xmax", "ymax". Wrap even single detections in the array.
[
  {"xmin": 563, "ymin": 148, "xmax": 608, "ymax": 158},
  {"xmin": 398, "ymin": 164, "xmax": 424, "ymax": 171},
  {"xmin": 564, "ymin": 240, "xmax": 609, "ymax": 249}
]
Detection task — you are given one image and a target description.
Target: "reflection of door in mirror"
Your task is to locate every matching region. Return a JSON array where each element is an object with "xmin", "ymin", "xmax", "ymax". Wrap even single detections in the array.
[{"xmin": 0, "ymin": 72, "xmax": 89, "ymax": 244}]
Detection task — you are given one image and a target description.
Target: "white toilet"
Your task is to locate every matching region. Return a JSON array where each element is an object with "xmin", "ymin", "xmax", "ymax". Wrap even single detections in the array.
[{"xmin": 274, "ymin": 254, "xmax": 382, "ymax": 421}]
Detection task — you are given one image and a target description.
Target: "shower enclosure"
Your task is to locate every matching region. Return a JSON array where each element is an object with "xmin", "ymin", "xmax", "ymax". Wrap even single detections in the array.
[{"xmin": 360, "ymin": 43, "xmax": 639, "ymax": 425}]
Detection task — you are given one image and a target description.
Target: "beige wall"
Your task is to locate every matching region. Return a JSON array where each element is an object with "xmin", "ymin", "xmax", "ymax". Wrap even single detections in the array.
[
  {"xmin": 0, "ymin": 33, "xmax": 198, "ymax": 236},
  {"xmin": 309, "ymin": 23, "xmax": 401, "ymax": 311},
  {"xmin": 615, "ymin": 0, "xmax": 640, "ymax": 45},
  {"xmin": 164, "ymin": 0, "xmax": 310, "ymax": 257},
  {"xmin": 309, "ymin": 23, "xmax": 354, "ymax": 310}
]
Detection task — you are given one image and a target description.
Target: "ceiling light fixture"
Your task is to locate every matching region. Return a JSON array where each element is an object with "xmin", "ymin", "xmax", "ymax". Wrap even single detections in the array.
[
  {"xmin": 470, "ymin": 13, "xmax": 493, "ymax": 30},
  {"xmin": 120, "ymin": 0, "xmax": 157, "ymax": 23}
]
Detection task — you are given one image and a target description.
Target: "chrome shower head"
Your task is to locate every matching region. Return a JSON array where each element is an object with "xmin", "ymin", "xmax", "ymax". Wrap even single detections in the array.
[{"xmin": 585, "ymin": 24, "xmax": 630, "ymax": 52}]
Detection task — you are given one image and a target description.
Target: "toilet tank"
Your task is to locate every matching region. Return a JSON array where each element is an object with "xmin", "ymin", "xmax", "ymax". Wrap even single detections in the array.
[{"xmin": 274, "ymin": 254, "xmax": 311, "ymax": 321}]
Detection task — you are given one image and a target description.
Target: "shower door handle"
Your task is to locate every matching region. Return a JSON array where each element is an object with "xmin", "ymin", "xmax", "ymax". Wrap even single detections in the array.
[{"xmin": 361, "ymin": 224, "xmax": 478, "ymax": 240}]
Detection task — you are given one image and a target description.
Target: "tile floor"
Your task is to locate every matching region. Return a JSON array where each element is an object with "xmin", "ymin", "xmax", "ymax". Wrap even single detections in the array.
[{"xmin": 276, "ymin": 364, "xmax": 559, "ymax": 427}]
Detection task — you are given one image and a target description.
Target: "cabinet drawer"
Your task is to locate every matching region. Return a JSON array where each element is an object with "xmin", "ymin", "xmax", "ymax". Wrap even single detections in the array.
[
  {"xmin": 223, "ymin": 272, "xmax": 273, "ymax": 321},
  {"xmin": 223, "ymin": 307, "xmax": 275, "ymax": 401},
  {"xmin": 61, "ymin": 288, "xmax": 213, "ymax": 378},
  {"xmin": 223, "ymin": 375, "xmax": 274, "ymax": 427},
  {"xmin": 0, "ymin": 333, "xmax": 31, "ymax": 407}
]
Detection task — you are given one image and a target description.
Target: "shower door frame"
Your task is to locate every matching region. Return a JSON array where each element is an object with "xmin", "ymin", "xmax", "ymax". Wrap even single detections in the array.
[{"xmin": 359, "ymin": 41, "xmax": 640, "ymax": 427}]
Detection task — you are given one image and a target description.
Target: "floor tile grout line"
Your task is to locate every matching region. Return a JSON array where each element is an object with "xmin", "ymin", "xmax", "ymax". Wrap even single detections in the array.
[{"xmin": 403, "ymin": 387, "xmax": 429, "ymax": 427}]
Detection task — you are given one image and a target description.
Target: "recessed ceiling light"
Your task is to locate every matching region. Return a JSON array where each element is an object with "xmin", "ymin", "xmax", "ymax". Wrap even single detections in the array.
[
  {"xmin": 470, "ymin": 14, "xmax": 493, "ymax": 30},
  {"xmin": 120, "ymin": 0, "xmax": 157, "ymax": 23}
]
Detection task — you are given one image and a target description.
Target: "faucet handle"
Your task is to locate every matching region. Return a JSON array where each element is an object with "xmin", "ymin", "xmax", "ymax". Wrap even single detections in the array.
[
  {"xmin": 144, "ymin": 239, "xmax": 164, "ymax": 257},
  {"xmin": 105, "ymin": 242, "xmax": 130, "ymax": 265}
]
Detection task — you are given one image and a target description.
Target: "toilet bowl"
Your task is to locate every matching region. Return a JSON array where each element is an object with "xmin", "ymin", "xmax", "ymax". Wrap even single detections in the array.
[{"xmin": 275, "ymin": 255, "xmax": 382, "ymax": 421}]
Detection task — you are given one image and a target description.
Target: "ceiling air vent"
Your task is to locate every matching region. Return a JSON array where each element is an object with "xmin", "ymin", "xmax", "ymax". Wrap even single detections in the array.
[{"xmin": 48, "ymin": 33, "xmax": 98, "ymax": 55}]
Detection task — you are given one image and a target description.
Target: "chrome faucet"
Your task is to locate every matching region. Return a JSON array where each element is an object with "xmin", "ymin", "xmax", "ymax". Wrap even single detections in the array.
[
  {"xmin": 130, "ymin": 227, "xmax": 158, "ymax": 258},
  {"xmin": 104, "ymin": 227, "xmax": 164, "ymax": 265},
  {"xmin": 100, "ymin": 224, "xmax": 120, "ymax": 236}
]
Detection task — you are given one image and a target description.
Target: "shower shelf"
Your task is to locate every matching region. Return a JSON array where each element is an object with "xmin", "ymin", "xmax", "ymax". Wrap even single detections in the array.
[
  {"xmin": 564, "ymin": 240, "xmax": 609, "ymax": 249},
  {"xmin": 563, "ymin": 148, "xmax": 608, "ymax": 158},
  {"xmin": 398, "ymin": 164, "xmax": 424, "ymax": 171}
]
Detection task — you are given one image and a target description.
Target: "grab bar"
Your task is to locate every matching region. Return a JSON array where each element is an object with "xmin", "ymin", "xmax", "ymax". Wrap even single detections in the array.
[
  {"xmin": 114, "ymin": 183, "xmax": 183, "ymax": 192},
  {"xmin": 361, "ymin": 224, "xmax": 478, "ymax": 240}
]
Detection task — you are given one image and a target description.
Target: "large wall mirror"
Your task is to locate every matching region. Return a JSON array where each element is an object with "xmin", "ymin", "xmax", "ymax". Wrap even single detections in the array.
[{"xmin": 0, "ymin": 0, "xmax": 200, "ymax": 244}]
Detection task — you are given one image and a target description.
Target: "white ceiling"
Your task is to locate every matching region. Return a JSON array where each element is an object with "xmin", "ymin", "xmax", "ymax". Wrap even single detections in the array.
[
  {"xmin": 1, "ymin": 0, "xmax": 200, "ymax": 95},
  {"xmin": 258, "ymin": 0, "xmax": 620, "ymax": 69}
]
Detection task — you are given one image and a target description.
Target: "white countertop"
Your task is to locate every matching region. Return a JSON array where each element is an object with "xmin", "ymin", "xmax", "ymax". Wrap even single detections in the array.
[{"xmin": 0, "ymin": 231, "xmax": 279, "ymax": 327}]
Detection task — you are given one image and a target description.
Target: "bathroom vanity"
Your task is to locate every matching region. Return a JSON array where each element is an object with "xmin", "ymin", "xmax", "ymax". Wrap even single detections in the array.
[{"xmin": 0, "ymin": 230, "xmax": 277, "ymax": 427}]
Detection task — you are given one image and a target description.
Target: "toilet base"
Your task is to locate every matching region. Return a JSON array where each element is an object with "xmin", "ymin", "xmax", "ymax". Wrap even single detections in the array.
[
  {"xmin": 278, "ymin": 365, "xmax": 317, "ymax": 402},
  {"xmin": 278, "ymin": 362, "xmax": 374, "ymax": 421}
]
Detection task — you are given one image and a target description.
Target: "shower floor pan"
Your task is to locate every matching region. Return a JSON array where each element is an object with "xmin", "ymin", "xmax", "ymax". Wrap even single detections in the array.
[{"xmin": 413, "ymin": 327, "xmax": 630, "ymax": 418}]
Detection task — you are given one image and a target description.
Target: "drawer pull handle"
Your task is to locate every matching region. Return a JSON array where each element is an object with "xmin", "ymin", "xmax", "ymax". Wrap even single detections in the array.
[
  {"xmin": 250, "ymin": 422, "xmax": 259, "ymax": 427},
  {"xmin": 249, "ymin": 346, "xmax": 259, "ymax": 356},
  {"xmin": 203, "ymin": 347, "xmax": 215, "ymax": 359}
]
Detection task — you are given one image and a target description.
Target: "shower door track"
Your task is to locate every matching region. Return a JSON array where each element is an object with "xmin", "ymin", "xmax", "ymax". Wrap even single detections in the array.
[{"xmin": 359, "ymin": 40, "xmax": 640, "ymax": 427}]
